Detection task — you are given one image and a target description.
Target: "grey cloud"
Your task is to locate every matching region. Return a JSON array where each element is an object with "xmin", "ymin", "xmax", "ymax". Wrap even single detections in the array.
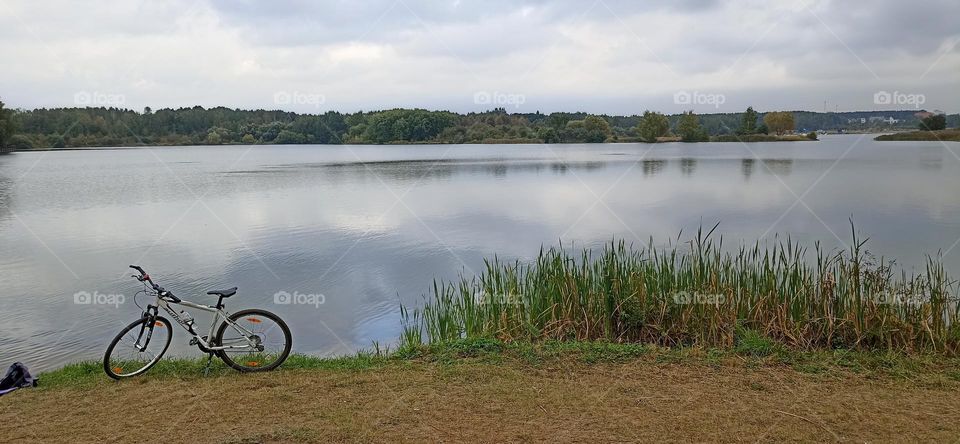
[{"xmin": 0, "ymin": 0, "xmax": 957, "ymax": 113}]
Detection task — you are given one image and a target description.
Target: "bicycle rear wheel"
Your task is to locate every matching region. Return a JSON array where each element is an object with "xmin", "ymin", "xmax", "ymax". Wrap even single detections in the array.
[
  {"xmin": 103, "ymin": 316, "xmax": 172, "ymax": 379},
  {"xmin": 214, "ymin": 309, "xmax": 291, "ymax": 372}
]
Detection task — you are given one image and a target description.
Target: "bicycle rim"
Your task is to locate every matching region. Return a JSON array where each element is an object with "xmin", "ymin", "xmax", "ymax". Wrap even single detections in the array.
[{"xmin": 105, "ymin": 317, "xmax": 172, "ymax": 378}]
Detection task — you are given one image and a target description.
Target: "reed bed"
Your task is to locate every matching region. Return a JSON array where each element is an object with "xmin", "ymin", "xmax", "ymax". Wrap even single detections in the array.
[{"xmin": 401, "ymin": 225, "xmax": 960, "ymax": 354}]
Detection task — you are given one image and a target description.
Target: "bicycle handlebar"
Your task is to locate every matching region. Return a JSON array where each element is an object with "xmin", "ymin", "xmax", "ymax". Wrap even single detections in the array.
[{"xmin": 129, "ymin": 265, "xmax": 181, "ymax": 303}]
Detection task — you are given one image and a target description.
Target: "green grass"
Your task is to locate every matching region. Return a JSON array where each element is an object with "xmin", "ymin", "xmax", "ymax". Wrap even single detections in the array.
[
  {"xmin": 401, "ymin": 224, "xmax": 960, "ymax": 355},
  {"xmin": 36, "ymin": 338, "xmax": 960, "ymax": 389},
  {"xmin": 875, "ymin": 129, "xmax": 960, "ymax": 142},
  {"xmin": 38, "ymin": 352, "xmax": 392, "ymax": 390},
  {"xmin": 734, "ymin": 328, "xmax": 781, "ymax": 357}
]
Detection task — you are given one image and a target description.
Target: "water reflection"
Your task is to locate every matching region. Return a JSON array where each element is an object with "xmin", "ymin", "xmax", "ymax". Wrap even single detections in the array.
[
  {"xmin": 742, "ymin": 158, "xmax": 755, "ymax": 180},
  {"xmin": 762, "ymin": 159, "xmax": 793, "ymax": 176},
  {"xmin": 643, "ymin": 159, "xmax": 666, "ymax": 176},
  {"xmin": 320, "ymin": 159, "xmax": 608, "ymax": 182},
  {"xmin": 919, "ymin": 153, "xmax": 943, "ymax": 171},
  {"xmin": 680, "ymin": 158, "xmax": 697, "ymax": 176},
  {"xmin": 0, "ymin": 175, "xmax": 11, "ymax": 221}
]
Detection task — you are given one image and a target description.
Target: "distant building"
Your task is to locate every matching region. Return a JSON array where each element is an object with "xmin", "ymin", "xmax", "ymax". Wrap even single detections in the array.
[
  {"xmin": 868, "ymin": 116, "xmax": 899, "ymax": 125},
  {"xmin": 915, "ymin": 111, "xmax": 935, "ymax": 120}
]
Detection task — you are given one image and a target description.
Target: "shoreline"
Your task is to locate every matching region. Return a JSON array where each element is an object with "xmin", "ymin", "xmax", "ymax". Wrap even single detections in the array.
[{"xmin": 4, "ymin": 134, "xmax": 866, "ymax": 153}]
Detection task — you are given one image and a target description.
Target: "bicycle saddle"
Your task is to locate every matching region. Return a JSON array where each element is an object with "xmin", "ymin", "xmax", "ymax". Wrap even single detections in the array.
[{"xmin": 206, "ymin": 287, "xmax": 237, "ymax": 297}]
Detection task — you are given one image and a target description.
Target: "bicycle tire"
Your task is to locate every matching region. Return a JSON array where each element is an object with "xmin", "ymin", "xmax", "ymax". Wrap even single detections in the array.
[
  {"xmin": 103, "ymin": 315, "xmax": 172, "ymax": 380},
  {"xmin": 214, "ymin": 309, "xmax": 291, "ymax": 372}
]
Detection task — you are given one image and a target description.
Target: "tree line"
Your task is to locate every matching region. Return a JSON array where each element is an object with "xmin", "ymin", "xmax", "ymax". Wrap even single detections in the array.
[{"xmin": 1, "ymin": 100, "xmax": 956, "ymax": 150}]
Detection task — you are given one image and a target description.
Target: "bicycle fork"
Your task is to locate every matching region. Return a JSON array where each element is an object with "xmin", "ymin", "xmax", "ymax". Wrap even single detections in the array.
[{"xmin": 135, "ymin": 305, "xmax": 160, "ymax": 352}]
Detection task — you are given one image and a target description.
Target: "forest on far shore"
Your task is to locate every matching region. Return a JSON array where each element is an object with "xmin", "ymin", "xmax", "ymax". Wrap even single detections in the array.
[{"xmin": 1, "ymin": 101, "xmax": 957, "ymax": 149}]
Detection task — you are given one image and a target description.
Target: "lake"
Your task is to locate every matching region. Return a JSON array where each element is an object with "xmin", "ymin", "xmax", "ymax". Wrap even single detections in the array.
[{"xmin": 1, "ymin": 135, "xmax": 959, "ymax": 371}]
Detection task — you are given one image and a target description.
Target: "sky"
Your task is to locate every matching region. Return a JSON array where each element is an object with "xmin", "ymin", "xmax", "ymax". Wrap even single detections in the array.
[{"xmin": 0, "ymin": 0, "xmax": 957, "ymax": 115}]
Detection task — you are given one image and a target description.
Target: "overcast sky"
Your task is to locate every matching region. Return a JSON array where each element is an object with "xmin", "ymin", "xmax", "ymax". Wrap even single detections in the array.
[{"xmin": 1, "ymin": 0, "xmax": 957, "ymax": 115}]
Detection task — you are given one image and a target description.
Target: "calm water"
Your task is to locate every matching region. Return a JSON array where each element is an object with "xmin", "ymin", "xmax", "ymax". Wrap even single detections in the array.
[{"xmin": 2, "ymin": 135, "xmax": 959, "ymax": 371}]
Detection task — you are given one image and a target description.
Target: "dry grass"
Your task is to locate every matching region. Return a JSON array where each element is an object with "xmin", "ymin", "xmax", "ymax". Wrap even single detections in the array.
[{"xmin": 3, "ymin": 352, "xmax": 960, "ymax": 443}]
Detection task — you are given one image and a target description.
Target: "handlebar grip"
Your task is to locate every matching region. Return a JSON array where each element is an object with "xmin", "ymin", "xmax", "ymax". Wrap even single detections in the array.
[{"xmin": 129, "ymin": 265, "xmax": 145, "ymax": 273}]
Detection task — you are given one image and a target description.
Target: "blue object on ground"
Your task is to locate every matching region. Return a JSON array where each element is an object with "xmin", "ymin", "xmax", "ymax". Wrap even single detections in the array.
[{"xmin": 0, "ymin": 362, "xmax": 37, "ymax": 396}]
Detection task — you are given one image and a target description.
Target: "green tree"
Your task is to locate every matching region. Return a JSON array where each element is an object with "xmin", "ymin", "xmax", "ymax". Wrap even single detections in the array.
[
  {"xmin": 536, "ymin": 126, "xmax": 559, "ymax": 143},
  {"xmin": 205, "ymin": 131, "xmax": 222, "ymax": 145},
  {"xmin": 275, "ymin": 129, "xmax": 306, "ymax": 144},
  {"xmin": 6, "ymin": 134, "xmax": 33, "ymax": 150},
  {"xmin": 637, "ymin": 111, "xmax": 669, "ymax": 142},
  {"xmin": 763, "ymin": 111, "xmax": 795, "ymax": 136},
  {"xmin": 675, "ymin": 111, "xmax": 708, "ymax": 142},
  {"xmin": 241, "ymin": 134, "xmax": 256, "ymax": 144},
  {"xmin": 0, "ymin": 99, "xmax": 16, "ymax": 152},
  {"xmin": 918, "ymin": 114, "xmax": 946, "ymax": 131},
  {"xmin": 738, "ymin": 106, "xmax": 758, "ymax": 135},
  {"xmin": 582, "ymin": 115, "xmax": 611, "ymax": 142}
]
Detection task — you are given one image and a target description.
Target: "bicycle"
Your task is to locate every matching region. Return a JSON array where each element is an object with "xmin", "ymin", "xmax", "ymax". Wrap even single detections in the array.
[{"xmin": 103, "ymin": 265, "xmax": 292, "ymax": 379}]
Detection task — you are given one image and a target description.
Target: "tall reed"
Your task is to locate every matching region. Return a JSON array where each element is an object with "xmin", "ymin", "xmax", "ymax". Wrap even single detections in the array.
[{"xmin": 401, "ymin": 225, "xmax": 960, "ymax": 354}]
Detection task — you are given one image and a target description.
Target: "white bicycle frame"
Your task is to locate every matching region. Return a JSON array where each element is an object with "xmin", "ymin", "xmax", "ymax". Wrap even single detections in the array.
[{"xmin": 140, "ymin": 295, "xmax": 261, "ymax": 352}]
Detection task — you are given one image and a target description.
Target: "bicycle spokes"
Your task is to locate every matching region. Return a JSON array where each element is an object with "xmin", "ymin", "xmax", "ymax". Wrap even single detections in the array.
[{"xmin": 217, "ymin": 311, "xmax": 290, "ymax": 371}]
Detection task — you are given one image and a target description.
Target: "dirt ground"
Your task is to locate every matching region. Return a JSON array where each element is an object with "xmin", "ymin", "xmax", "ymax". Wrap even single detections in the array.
[{"xmin": 2, "ymin": 360, "xmax": 958, "ymax": 443}]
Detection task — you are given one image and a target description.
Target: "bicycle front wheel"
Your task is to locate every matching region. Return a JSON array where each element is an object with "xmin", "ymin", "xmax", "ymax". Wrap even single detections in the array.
[
  {"xmin": 214, "ymin": 309, "xmax": 291, "ymax": 372},
  {"xmin": 103, "ymin": 316, "xmax": 172, "ymax": 380}
]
